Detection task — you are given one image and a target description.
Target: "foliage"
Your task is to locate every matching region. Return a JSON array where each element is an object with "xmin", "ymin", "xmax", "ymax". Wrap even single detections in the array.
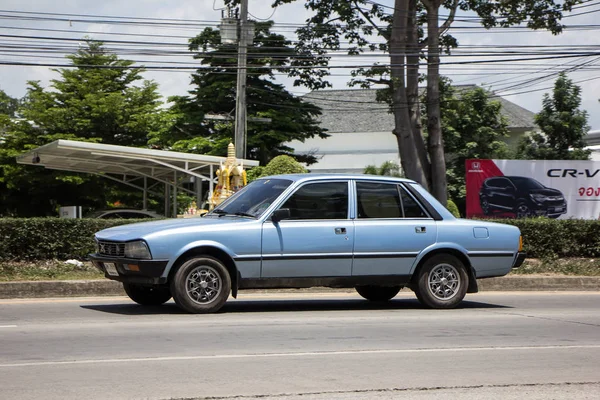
[
  {"xmin": 148, "ymin": 21, "xmax": 327, "ymax": 165},
  {"xmin": 0, "ymin": 40, "xmax": 167, "ymax": 216},
  {"xmin": 247, "ymin": 155, "xmax": 307, "ymax": 182},
  {"xmin": 517, "ymin": 73, "xmax": 591, "ymax": 160},
  {"xmin": 364, "ymin": 161, "xmax": 403, "ymax": 177},
  {"xmin": 2, "ymin": 217, "xmax": 600, "ymax": 263},
  {"xmin": 446, "ymin": 199, "xmax": 461, "ymax": 218},
  {"xmin": 437, "ymin": 81, "xmax": 511, "ymax": 213},
  {"xmin": 269, "ymin": 0, "xmax": 581, "ymax": 205},
  {"xmin": 0, "ymin": 90, "xmax": 19, "ymax": 117},
  {"xmin": 0, "ymin": 218, "xmax": 152, "ymax": 261},
  {"xmin": 492, "ymin": 218, "xmax": 600, "ymax": 260}
]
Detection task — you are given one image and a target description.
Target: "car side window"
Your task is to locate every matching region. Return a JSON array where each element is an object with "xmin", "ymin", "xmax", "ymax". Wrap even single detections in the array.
[
  {"xmin": 281, "ymin": 182, "xmax": 349, "ymax": 220},
  {"xmin": 399, "ymin": 186, "xmax": 428, "ymax": 218},
  {"xmin": 497, "ymin": 178, "xmax": 513, "ymax": 189},
  {"xmin": 356, "ymin": 182, "xmax": 402, "ymax": 218},
  {"xmin": 486, "ymin": 178, "xmax": 502, "ymax": 188}
]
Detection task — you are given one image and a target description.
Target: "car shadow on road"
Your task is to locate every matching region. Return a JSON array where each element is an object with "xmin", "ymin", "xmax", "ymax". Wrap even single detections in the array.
[{"xmin": 80, "ymin": 297, "xmax": 511, "ymax": 316}]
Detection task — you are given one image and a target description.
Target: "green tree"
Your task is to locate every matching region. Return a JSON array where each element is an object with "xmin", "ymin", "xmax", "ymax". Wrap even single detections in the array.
[
  {"xmin": 364, "ymin": 161, "xmax": 402, "ymax": 177},
  {"xmin": 436, "ymin": 81, "xmax": 511, "ymax": 212},
  {"xmin": 270, "ymin": 0, "xmax": 581, "ymax": 205},
  {"xmin": 0, "ymin": 90, "xmax": 19, "ymax": 117},
  {"xmin": 247, "ymin": 155, "xmax": 308, "ymax": 182},
  {"xmin": 517, "ymin": 73, "xmax": 591, "ymax": 160},
  {"xmin": 0, "ymin": 40, "xmax": 166, "ymax": 216},
  {"xmin": 149, "ymin": 21, "xmax": 327, "ymax": 166}
]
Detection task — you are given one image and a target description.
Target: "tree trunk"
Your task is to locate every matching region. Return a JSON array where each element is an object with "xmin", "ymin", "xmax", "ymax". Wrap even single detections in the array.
[
  {"xmin": 390, "ymin": 0, "xmax": 427, "ymax": 186},
  {"xmin": 424, "ymin": 2, "xmax": 447, "ymax": 205},
  {"xmin": 406, "ymin": 0, "xmax": 430, "ymax": 189}
]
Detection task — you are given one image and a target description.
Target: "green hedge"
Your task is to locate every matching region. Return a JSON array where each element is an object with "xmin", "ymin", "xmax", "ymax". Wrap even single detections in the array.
[
  {"xmin": 493, "ymin": 218, "xmax": 600, "ymax": 260},
  {"xmin": 1, "ymin": 217, "xmax": 600, "ymax": 261},
  {"xmin": 0, "ymin": 218, "xmax": 150, "ymax": 261}
]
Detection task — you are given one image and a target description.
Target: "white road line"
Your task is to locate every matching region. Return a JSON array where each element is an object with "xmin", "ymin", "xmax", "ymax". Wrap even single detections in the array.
[
  {"xmin": 0, "ymin": 325, "xmax": 17, "ymax": 328},
  {"xmin": 1, "ymin": 345, "xmax": 599, "ymax": 368}
]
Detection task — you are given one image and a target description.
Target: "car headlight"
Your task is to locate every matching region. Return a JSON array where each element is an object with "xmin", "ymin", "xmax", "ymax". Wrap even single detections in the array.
[
  {"xmin": 124, "ymin": 240, "xmax": 152, "ymax": 259},
  {"xmin": 530, "ymin": 194, "xmax": 548, "ymax": 202},
  {"xmin": 94, "ymin": 238, "xmax": 99, "ymax": 254}
]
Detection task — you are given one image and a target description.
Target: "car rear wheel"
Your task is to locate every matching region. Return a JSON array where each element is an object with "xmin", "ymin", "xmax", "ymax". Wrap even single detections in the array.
[
  {"xmin": 170, "ymin": 256, "xmax": 231, "ymax": 314},
  {"xmin": 355, "ymin": 285, "xmax": 402, "ymax": 302},
  {"xmin": 123, "ymin": 283, "xmax": 172, "ymax": 306},
  {"xmin": 414, "ymin": 254, "xmax": 468, "ymax": 309}
]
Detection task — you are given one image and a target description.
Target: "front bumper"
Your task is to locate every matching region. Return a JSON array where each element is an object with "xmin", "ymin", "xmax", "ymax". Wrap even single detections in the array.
[
  {"xmin": 512, "ymin": 252, "xmax": 526, "ymax": 269},
  {"xmin": 89, "ymin": 253, "xmax": 169, "ymax": 285}
]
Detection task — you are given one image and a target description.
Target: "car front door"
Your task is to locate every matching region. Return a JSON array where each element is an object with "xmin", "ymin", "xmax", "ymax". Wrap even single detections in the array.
[
  {"xmin": 261, "ymin": 180, "xmax": 354, "ymax": 278},
  {"xmin": 352, "ymin": 181, "xmax": 437, "ymax": 276}
]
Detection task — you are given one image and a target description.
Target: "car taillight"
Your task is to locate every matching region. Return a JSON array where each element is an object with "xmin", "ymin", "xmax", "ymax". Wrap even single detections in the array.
[{"xmin": 519, "ymin": 236, "xmax": 523, "ymax": 252}]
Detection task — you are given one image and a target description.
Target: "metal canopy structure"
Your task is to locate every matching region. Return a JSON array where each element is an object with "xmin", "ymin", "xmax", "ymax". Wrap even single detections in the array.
[{"xmin": 16, "ymin": 140, "xmax": 259, "ymax": 217}]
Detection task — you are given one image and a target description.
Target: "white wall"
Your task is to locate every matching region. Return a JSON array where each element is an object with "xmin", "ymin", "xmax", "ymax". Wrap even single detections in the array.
[{"xmin": 289, "ymin": 131, "xmax": 400, "ymax": 173}]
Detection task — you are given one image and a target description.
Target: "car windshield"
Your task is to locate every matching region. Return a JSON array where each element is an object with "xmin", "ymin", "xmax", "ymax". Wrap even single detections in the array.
[
  {"xmin": 207, "ymin": 178, "xmax": 293, "ymax": 218},
  {"xmin": 509, "ymin": 177, "xmax": 546, "ymax": 191}
]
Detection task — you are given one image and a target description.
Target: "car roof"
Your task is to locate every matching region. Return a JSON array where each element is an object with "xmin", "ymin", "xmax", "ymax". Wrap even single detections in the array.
[{"xmin": 258, "ymin": 173, "xmax": 416, "ymax": 184}]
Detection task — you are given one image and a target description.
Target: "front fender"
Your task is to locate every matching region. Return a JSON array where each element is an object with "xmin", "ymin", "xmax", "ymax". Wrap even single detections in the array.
[{"xmin": 162, "ymin": 240, "xmax": 238, "ymax": 278}]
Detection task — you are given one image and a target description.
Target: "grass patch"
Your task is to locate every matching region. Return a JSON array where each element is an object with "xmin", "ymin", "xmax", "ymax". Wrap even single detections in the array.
[
  {"xmin": 1, "ymin": 258, "xmax": 599, "ymax": 281},
  {"xmin": 510, "ymin": 258, "xmax": 600, "ymax": 276},
  {"xmin": 0, "ymin": 260, "xmax": 104, "ymax": 281}
]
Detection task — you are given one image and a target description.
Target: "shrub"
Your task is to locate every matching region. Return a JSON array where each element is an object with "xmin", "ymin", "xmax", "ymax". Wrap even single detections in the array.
[
  {"xmin": 2, "ymin": 217, "xmax": 600, "ymax": 262},
  {"xmin": 248, "ymin": 155, "xmax": 307, "ymax": 182},
  {"xmin": 0, "ymin": 218, "xmax": 150, "ymax": 261},
  {"xmin": 446, "ymin": 200, "xmax": 461, "ymax": 218}
]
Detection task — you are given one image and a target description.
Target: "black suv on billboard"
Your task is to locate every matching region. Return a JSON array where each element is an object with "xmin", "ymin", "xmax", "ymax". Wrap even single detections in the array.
[{"xmin": 479, "ymin": 176, "xmax": 567, "ymax": 218}]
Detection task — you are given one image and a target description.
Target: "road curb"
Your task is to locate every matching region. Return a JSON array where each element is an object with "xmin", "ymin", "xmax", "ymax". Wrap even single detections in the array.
[{"xmin": 0, "ymin": 276, "xmax": 599, "ymax": 299}]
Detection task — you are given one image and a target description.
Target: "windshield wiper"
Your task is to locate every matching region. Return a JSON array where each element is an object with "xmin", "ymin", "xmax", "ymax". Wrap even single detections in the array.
[
  {"xmin": 210, "ymin": 209, "xmax": 255, "ymax": 218},
  {"xmin": 233, "ymin": 212, "xmax": 256, "ymax": 218}
]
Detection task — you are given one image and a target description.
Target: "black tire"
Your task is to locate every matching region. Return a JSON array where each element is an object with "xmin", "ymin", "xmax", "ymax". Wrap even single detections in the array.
[
  {"xmin": 170, "ymin": 256, "xmax": 231, "ymax": 314},
  {"xmin": 122, "ymin": 283, "xmax": 172, "ymax": 306},
  {"xmin": 413, "ymin": 254, "xmax": 468, "ymax": 309},
  {"xmin": 355, "ymin": 285, "xmax": 402, "ymax": 302},
  {"xmin": 515, "ymin": 201, "xmax": 532, "ymax": 218}
]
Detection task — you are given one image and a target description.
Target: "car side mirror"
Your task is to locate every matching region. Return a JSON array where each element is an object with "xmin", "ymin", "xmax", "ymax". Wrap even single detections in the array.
[{"xmin": 271, "ymin": 208, "xmax": 291, "ymax": 223}]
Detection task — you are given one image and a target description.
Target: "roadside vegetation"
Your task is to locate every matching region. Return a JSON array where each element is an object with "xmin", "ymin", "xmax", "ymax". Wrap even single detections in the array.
[{"xmin": 1, "ymin": 216, "xmax": 600, "ymax": 281}]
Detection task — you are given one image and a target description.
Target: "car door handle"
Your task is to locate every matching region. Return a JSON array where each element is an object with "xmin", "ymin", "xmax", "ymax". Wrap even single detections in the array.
[{"xmin": 335, "ymin": 227, "xmax": 347, "ymax": 235}]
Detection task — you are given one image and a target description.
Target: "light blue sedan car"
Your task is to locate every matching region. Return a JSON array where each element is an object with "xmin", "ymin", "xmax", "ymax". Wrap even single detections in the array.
[{"xmin": 90, "ymin": 174, "xmax": 525, "ymax": 313}]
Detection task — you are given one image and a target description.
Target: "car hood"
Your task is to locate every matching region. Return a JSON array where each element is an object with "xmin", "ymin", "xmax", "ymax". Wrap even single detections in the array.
[
  {"xmin": 95, "ymin": 216, "xmax": 256, "ymax": 241},
  {"xmin": 529, "ymin": 188, "xmax": 563, "ymax": 197}
]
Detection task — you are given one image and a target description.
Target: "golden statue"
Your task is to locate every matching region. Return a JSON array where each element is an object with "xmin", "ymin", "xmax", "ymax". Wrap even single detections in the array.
[{"xmin": 209, "ymin": 143, "xmax": 247, "ymax": 209}]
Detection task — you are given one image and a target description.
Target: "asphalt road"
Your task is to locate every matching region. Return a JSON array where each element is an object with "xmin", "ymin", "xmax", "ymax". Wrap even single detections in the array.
[{"xmin": 0, "ymin": 291, "xmax": 599, "ymax": 400}]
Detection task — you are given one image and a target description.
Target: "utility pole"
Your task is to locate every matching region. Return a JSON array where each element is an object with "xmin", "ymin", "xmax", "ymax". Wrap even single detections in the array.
[{"xmin": 234, "ymin": 0, "xmax": 249, "ymax": 160}]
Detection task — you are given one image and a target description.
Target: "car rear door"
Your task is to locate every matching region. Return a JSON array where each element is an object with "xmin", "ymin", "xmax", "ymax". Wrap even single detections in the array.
[
  {"xmin": 261, "ymin": 180, "xmax": 354, "ymax": 278},
  {"xmin": 352, "ymin": 181, "xmax": 437, "ymax": 276}
]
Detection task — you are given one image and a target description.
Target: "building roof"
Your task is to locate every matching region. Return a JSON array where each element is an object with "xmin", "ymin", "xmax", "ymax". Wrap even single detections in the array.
[{"xmin": 301, "ymin": 87, "xmax": 537, "ymax": 133}]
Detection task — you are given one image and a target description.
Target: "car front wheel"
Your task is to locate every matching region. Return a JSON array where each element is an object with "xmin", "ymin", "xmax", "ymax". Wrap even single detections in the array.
[
  {"xmin": 414, "ymin": 254, "xmax": 468, "ymax": 309},
  {"xmin": 123, "ymin": 283, "xmax": 172, "ymax": 306},
  {"xmin": 170, "ymin": 256, "xmax": 231, "ymax": 314},
  {"xmin": 355, "ymin": 285, "xmax": 401, "ymax": 302}
]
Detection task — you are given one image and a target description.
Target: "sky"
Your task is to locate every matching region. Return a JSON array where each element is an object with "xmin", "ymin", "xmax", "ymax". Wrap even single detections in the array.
[{"xmin": 0, "ymin": 0, "xmax": 599, "ymax": 131}]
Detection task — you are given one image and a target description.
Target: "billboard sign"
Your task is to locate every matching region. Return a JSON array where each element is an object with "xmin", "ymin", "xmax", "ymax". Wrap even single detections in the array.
[{"xmin": 466, "ymin": 159, "xmax": 600, "ymax": 219}]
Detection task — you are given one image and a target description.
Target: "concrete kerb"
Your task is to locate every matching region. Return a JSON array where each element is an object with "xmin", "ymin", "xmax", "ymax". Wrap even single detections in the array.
[{"xmin": 0, "ymin": 275, "xmax": 599, "ymax": 299}]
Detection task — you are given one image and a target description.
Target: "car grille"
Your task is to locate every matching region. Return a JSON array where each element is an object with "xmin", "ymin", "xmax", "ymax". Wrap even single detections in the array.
[{"xmin": 97, "ymin": 241, "xmax": 125, "ymax": 257}]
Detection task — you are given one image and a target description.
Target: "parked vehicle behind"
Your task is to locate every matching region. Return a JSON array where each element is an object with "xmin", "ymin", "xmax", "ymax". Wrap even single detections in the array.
[
  {"xmin": 90, "ymin": 174, "xmax": 525, "ymax": 313},
  {"xmin": 479, "ymin": 176, "xmax": 567, "ymax": 218}
]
